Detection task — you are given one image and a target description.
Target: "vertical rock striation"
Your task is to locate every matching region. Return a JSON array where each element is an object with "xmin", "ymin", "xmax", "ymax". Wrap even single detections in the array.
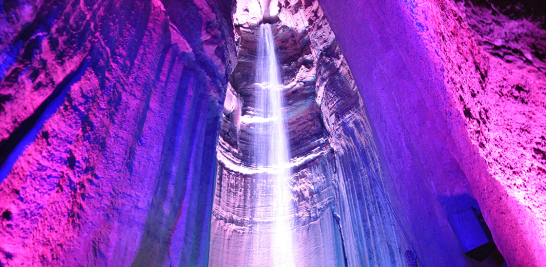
[
  {"xmin": 0, "ymin": 0, "xmax": 236, "ymax": 266},
  {"xmin": 210, "ymin": 0, "xmax": 407, "ymax": 266}
]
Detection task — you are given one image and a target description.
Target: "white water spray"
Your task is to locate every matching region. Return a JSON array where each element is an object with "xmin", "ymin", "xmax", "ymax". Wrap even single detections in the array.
[{"xmin": 254, "ymin": 23, "xmax": 295, "ymax": 267}]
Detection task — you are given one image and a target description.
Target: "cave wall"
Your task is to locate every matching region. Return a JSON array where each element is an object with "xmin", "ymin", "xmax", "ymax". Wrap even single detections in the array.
[
  {"xmin": 0, "ymin": 0, "xmax": 544, "ymax": 266},
  {"xmin": 0, "ymin": 0, "xmax": 236, "ymax": 266},
  {"xmin": 318, "ymin": 0, "xmax": 546, "ymax": 266},
  {"xmin": 209, "ymin": 0, "xmax": 409, "ymax": 266}
]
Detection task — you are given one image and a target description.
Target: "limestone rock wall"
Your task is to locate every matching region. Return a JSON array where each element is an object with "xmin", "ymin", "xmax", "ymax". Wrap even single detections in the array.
[
  {"xmin": 319, "ymin": 0, "xmax": 546, "ymax": 265},
  {"xmin": 0, "ymin": 0, "xmax": 544, "ymax": 266},
  {"xmin": 210, "ymin": 1, "xmax": 408, "ymax": 266},
  {"xmin": 0, "ymin": 0, "xmax": 236, "ymax": 266}
]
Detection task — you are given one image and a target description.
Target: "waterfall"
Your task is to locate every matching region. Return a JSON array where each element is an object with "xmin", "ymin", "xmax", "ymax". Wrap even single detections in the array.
[{"xmin": 254, "ymin": 23, "xmax": 295, "ymax": 267}]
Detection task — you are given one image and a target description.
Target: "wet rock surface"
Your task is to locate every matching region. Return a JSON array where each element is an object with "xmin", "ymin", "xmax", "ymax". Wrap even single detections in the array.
[{"xmin": 210, "ymin": 1, "xmax": 407, "ymax": 266}]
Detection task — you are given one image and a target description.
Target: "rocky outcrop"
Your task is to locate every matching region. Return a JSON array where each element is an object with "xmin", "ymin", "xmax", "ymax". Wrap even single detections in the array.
[
  {"xmin": 0, "ymin": 0, "xmax": 236, "ymax": 266},
  {"xmin": 319, "ymin": 0, "xmax": 546, "ymax": 265}
]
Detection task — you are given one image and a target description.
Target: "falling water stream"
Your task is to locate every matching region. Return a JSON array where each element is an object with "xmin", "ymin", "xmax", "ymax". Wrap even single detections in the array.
[
  {"xmin": 254, "ymin": 23, "xmax": 295, "ymax": 266},
  {"xmin": 210, "ymin": 20, "xmax": 408, "ymax": 267}
]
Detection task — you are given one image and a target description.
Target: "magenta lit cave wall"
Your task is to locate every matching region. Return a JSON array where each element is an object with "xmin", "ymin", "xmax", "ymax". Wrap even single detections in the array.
[{"xmin": 0, "ymin": 0, "xmax": 544, "ymax": 266}]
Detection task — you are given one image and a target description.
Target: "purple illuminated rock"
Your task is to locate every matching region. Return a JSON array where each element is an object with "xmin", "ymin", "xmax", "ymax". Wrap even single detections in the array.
[
  {"xmin": 0, "ymin": 0, "xmax": 236, "ymax": 266},
  {"xmin": 0, "ymin": 0, "xmax": 544, "ymax": 266},
  {"xmin": 319, "ymin": 0, "xmax": 546, "ymax": 265}
]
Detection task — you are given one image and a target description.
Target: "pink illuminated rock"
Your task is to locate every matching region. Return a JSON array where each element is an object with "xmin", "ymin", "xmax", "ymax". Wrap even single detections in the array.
[
  {"xmin": 0, "ymin": 0, "xmax": 236, "ymax": 266},
  {"xmin": 319, "ymin": 0, "xmax": 546, "ymax": 265},
  {"xmin": 1, "ymin": 0, "xmax": 544, "ymax": 266}
]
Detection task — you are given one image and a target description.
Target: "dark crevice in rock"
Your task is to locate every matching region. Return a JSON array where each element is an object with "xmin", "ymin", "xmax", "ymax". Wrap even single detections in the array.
[
  {"xmin": 67, "ymin": 150, "xmax": 76, "ymax": 170},
  {"xmin": 0, "ymin": 55, "xmax": 90, "ymax": 183},
  {"xmin": 0, "ymin": 95, "xmax": 11, "ymax": 113},
  {"xmin": 0, "ymin": 210, "xmax": 11, "ymax": 221}
]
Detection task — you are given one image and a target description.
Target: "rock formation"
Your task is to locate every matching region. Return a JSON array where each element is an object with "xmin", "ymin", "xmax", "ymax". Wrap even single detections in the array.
[
  {"xmin": 210, "ymin": 1, "xmax": 406, "ymax": 265},
  {"xmin": 0, "ymin": 0, "xmax": 544, "ymax": 266},
  {"xmin": 318, "ymin": 0, "xmax": 546, "ymax": 265},
  {"xmin": 0, "ymin": 0, "xmax": 236, "ymax": 266}
]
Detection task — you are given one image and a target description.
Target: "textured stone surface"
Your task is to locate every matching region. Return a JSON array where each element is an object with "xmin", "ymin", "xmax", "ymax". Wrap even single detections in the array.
[
  {"xmin": 0, "ymin": 0, "xmax": 236, "ymax": 266},
  {"xmin": 319, "ymin": 0, "xmax": 545, "ymax": 266},
  {"xmin": 0, "ymin": 0, "xmax": 544, "ymax": 266},
  {"xmin": 455, "ymin": 0, "xmax": 546, "ymax": 75},
  {"xmin": 411, "ymin": 0, "xmax": 546, "ymax": 264},
  {"xmin": 210, "ymin": 1, "xmax": 407, "ymax": 266}
]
